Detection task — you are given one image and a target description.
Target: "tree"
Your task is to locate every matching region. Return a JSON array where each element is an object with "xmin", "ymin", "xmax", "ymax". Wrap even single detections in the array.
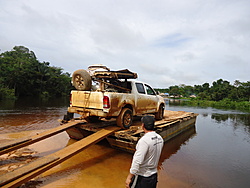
[
  {"xmin": 169, "ymin": 86, "xmax": 180, "ymax": 97},
  {"xmin": 0, "ymin": 46, "xmax": 72, "ymax": 99},
  {"xmin": 210, "ymin": 79, "xmax": 232, "ymax": 101},
  {"xmin": 158, "ymin": 79, "xmax": 249, "ymax": 102},
  {"xmin": 0, "ymin": 46, "xmax": 39, "ymax": 96},
  {"xmin": 194, "ymin": 84, "xmax": 202, "ymax": 94},
  {"xmin": 202, "ymin": 83, "xmax": 210, "ymax": 92}
]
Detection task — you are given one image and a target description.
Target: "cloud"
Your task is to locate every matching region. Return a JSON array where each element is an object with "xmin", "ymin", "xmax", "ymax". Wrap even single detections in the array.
[{"xmin": 0, "ymin": 0, "xmax": 250, "ymax": 88}]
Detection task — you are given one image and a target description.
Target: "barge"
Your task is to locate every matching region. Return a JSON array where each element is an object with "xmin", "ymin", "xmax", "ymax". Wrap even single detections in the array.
[{"xmin": 66, "ymin": 110, "xmax": 198, "ymax": 153}]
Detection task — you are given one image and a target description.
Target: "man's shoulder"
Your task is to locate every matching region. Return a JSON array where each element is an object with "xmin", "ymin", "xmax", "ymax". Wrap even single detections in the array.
[
  {"xmin": 156, "ymin": 132, "xmax": 163, "ymax": 140},
  {"xmin": 141, "ymin": 132, "xmax": 162, "ymax": 141}
]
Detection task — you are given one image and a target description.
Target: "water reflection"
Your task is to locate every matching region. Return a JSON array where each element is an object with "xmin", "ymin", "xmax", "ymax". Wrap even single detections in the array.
[
  {"xmin": 168, "ymin": 99, "xmax": 182, "ymax": 105},
  {"xmin": 159, "ymin": 125, "xmax": 197, "ymax": 167},
  {"xmin": 211, "ymin": 113, "xmax": 250, "ymax": 130}
]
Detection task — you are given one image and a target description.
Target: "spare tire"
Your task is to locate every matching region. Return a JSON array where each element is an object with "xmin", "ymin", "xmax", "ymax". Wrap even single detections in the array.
[{"xmin": 72, "ymin": 69, "xmax": 92, "ymax": 91}]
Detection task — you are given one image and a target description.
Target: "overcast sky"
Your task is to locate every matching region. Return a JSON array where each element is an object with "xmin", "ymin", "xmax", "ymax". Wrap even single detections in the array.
[{"xmin": 1, "ymin": 0, "xmax": 249, "ymax": 88}]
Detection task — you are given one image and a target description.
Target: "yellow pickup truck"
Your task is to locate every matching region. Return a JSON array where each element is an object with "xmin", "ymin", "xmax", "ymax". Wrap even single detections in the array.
[{"xmin": 65, "ymin": 65, "xmax": 165, "ymax": 129}]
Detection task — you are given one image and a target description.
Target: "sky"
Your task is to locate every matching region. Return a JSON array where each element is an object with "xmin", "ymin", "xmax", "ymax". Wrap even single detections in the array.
[{"xmin": 0, "ymin": 0, "xmax": 249, "ymax": 88}]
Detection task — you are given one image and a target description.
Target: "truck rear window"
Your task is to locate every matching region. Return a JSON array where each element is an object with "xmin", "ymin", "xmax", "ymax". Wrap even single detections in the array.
[{"xmin": 136, "ymin": 83, "xmax": 146, "ymax": 94}]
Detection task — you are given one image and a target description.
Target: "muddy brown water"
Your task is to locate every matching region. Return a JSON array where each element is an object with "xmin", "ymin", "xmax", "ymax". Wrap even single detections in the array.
[{"xmin": 0, "ymin": 98, "xmax": 250, "ymax": 188}]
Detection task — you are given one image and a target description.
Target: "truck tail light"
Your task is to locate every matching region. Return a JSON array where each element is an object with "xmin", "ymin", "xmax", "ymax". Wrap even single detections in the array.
[
  {"xmin": 103, "ymin": 96, "xmax": 110, "ymax": 108},
  {"xmin": 70, "ymin": 94, "xmax": 72, "ymax": 106}
]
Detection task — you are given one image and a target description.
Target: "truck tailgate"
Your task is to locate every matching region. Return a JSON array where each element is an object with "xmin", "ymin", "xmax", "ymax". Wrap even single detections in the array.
[{"xmin": 71, "ymin": 91, "xmax": 103, "ymax": 109}]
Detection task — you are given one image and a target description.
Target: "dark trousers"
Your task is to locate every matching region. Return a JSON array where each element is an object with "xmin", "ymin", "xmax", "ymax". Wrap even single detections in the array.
[{"xmin": 134, "ymin": 173, "xmax": 158, "ymax": 188}]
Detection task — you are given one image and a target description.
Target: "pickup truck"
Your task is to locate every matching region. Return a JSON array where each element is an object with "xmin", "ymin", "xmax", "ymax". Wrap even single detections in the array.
[{"xmin": 65, "ymin": 65, "xmax": 165, "ymax": 129}]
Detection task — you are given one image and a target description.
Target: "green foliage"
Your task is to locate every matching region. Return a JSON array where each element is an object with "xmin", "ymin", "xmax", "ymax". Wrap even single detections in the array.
[
  {"xmin": 182, "ymin": 99, "xmax": 250, "ymax": 112},
  {"xmin": 158, "ymin": 78, "xmax": 249, "ymax": 111},
  {"xmin": 0, "ymin": 46, "xmax": 73, "ymax": 99},
  {"xmin": 0, "ymin": 87, "xmax": 16, "ymax": 100},
  {"xmin": 161, "ymin": 79, "xmax": 249, "ymax": 102}
]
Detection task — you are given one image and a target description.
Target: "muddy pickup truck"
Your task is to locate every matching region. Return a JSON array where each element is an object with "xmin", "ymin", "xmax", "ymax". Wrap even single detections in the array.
[{"xmin": 65, "ymin": 65, "xmax": 165, "ymax": 129}]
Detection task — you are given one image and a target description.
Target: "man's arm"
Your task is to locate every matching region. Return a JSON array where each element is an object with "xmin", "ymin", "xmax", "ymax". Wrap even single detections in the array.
[{"xmin": 130, "ymin": 140, "xmax": 148, "ymax": 174}]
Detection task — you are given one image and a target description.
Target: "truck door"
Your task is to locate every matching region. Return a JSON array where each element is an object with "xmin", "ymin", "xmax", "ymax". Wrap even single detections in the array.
[
  {"xmin": 135, "ymin": 83, "xmax": 158, "ymax": 114},
  {"xmin": 144, "ymin": 84, "xmax": 158, "ymax": 113}
]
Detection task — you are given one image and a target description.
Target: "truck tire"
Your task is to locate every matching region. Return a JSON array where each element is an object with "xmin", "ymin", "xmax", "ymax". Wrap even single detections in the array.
[
  {"xmin": 72, "ymin": 69, "xmax": 92, "ymax": 91},
  {"xmin": 63, "ymin": 112, "xmax": 74, "ymax": 122},
  {"xmin": 116, "ymin": 108, "xmax": 133, "ymax": 129},
  {"xmin": 155, "ymin": 104, "xmax": 164, "ymax": 120}
]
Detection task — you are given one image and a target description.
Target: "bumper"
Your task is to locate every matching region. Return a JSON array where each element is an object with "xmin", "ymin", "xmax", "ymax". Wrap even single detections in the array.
[{"xmin": 67, "ymin": 106, "xmax": 108, "ymax": 117}]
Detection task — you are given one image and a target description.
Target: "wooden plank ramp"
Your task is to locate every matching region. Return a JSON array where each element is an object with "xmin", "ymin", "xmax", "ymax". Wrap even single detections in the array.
[
  {"xmin": 0, "ymin": 126, "xmax": 120, "ymax": 188},
  {"xmin": 0, "ymin": 120, "xmax": 86, "ymax": 156}
]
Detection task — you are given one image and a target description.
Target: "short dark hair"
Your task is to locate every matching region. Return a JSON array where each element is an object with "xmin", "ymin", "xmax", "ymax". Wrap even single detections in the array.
[{"xmin": 141, "ymin": 115, "xmax": 155, "ymax": 130}]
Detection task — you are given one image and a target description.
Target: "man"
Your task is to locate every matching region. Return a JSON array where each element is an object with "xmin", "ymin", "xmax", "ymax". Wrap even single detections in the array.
[{"xmin": 125, "ymin": 115, "xmax": 164, "ymax": 188}]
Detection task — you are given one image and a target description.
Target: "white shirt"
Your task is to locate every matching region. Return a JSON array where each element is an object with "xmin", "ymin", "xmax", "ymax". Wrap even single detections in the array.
[{"xmin": 130, "ymin": 131, "xmax": 164, "ymax": 177}]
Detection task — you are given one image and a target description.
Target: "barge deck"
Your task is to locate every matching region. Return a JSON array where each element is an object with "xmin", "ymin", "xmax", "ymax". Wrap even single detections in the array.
[{"xmin": 66, "ymin": 110, "xmax": 198, "ymax": 153}]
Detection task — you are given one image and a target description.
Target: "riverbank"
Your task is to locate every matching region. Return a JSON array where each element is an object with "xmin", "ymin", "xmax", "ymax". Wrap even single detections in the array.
[{"xmin": 169, "ymin": 98, "xmax": 250, "ymax": 112}]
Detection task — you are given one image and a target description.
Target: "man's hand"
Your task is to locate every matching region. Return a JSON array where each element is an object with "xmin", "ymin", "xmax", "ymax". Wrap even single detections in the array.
[{"xmin": 125, "ymin": 173, "xmax": 134, "ymax": 188}]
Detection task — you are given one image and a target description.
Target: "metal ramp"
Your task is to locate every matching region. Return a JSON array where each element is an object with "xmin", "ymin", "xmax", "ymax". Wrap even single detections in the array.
[
  {"xmin": 0, "ymin": 125, "xmax": 120, "ymax": 188},
  {"xmin": 0, "ymin": 120, "xmax": 86, "ymax": 156}
]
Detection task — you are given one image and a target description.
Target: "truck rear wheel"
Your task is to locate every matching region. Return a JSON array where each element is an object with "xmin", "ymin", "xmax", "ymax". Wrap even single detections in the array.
[
  {"xmin": 72, "ymin": 69, "xmax": 92, "ymax": 91},
  {"xmin": 155, "ymin": 104, "xmax": 164, "ymax": 120},
  {"xmin": 116, "ymin": 108, "xmax": 133, "ymax": 129},
  {"xmin": 63, "ymin": 112, "xmax": 74, "ymax": 122}
]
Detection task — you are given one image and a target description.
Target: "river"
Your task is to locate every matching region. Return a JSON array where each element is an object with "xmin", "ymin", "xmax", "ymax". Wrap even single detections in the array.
[{"xmin": 0, "ymin": 98, "xmax": 249, "ymax": 188}]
